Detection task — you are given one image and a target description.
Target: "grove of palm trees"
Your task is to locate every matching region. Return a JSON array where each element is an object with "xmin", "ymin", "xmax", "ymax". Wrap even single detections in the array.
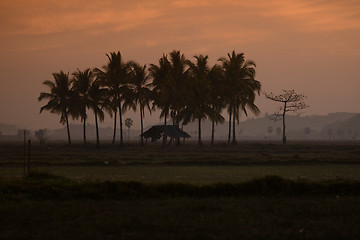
[{"xmin": 38, "ymin": 50, "xmax": 261, "ymax": 146}]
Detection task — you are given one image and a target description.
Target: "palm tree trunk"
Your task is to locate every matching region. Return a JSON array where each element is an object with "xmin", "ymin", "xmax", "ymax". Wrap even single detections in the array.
[
  {"xmin": 118, "ymin": 97, "xmax": 123, "ymax": 145},
  {"xmin": 198, "ymin": 118, "xmax": 202, "ymax": 146},
  {"xmin": 112, "ymin": 109, "xmax": 117, "ymax": 144},
  {"xmin": 232, "ymin": 107, "xmax": 236, "ymax": 144},
  {"xmin": 140, "ymin": 105, "xmax": 144, "ymax": 146},
  {"xmin": 95, "ymin": 111, "xmax": 100, "ymax": 148},
  {"xmin": 228, "ymin": 106, "xmax": 232, "ymax": 144},
  {"xmin": 83, "ymin": 109, "xmax": 86, "ymax": 144},
  {"xmin": 65, "ymin": 113, "xmax": 71, "ymax": 144}
]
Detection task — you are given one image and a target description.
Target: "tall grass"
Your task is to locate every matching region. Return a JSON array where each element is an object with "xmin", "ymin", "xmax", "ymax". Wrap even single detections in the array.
[{"xmin": 1, "ymin": 171, "xmax": 360, "ymax": 201}]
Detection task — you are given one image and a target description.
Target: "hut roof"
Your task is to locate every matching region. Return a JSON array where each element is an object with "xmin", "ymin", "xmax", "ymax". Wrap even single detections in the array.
[{"xmin": 141, "ymin": 125, "xmax": 191, "ymax": 142}]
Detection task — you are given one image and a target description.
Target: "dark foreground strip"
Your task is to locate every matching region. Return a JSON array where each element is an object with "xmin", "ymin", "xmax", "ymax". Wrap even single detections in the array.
[{"xmin": 1, "ymin": 171, "xmax": 360, "ymax": 200}]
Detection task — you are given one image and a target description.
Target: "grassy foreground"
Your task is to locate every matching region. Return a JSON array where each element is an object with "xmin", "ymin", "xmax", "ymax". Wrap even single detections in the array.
[
  {"xmin": 1, "ymin": 142, "xmax": 360, "ymax": 239},
  {"xmin": 2, "ymin": 197, "xmax": 360, "ymax": 240},
  {"xmin": 1, "ymin": 172, "xmax": 360, "ymax": 239}
]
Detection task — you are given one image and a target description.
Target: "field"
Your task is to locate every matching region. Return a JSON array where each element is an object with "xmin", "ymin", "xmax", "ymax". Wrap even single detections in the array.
[{"xmin": 1, "ymin": 140, "xmax": 360, "ymax": 239}]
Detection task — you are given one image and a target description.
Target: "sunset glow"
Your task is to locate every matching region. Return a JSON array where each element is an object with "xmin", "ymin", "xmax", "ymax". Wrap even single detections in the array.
[{"xmin": 0, "ymin": 0, "xmax": 359, "ymax": 130}]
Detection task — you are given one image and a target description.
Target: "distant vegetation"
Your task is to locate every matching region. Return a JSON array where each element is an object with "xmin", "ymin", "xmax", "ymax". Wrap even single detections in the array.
[
  {"xmin": 1, "ymin": 112, "xmax": 359, "ymax": 142},
  {"xmin": 38, "ymin": 50, "xmax": 261, "ymax": 146}
]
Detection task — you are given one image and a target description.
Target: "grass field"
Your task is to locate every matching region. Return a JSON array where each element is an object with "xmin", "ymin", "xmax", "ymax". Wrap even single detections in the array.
[{"xmin": 1, "ymin": 141, "xmax": 360, "ymax": 239}]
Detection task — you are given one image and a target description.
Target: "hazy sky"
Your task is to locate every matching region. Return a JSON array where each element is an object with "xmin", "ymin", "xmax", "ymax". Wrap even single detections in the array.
[{"xmin": 1, "ymin": 0, "xmax": 360, "ymax": 130}]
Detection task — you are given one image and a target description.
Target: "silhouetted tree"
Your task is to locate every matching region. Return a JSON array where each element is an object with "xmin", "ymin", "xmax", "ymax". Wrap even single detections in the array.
[
  {"xmin": 38, "ymin": 71, "xmax": 74, "ymax": 144},
  {"xmin": 125, "ymin": 118, "xmax": 133, "ymax": 141},
  {"xmin": 179, "ymin": 55, "xmax": 217, "ymax": 145},
  {"xmin": 95, "ymin": 51, "xmax": 131, "ymax": 145},
  {"xmin": 219, "ymin": 51, "xmax": 261, "ymax": 144},
  {"xmin": 208, "ymin": 64, "xmax": 225, "ymax": 145},
  {"xmin": 150, "ymin": 50, "xmax": 190, "ymax": 146},
  {"xmin": 264, "ymin": 89, "xmax": 309, "ymax": 144},
  {"xmin": 88, "ymin": 79, "xmax": 109, "ymax": 147},
  {"xmin": 125, "ymin": 62, "xmax": 152, "ymax": 146},
  {"xmin": 167, "ymin": 50, "xmax": 190, "ymax": 129},
  {"xmin": 72, "ymin": 68, "xmax": 95, "ymax": 144},
  {"xmin": 149, "ymin": 54, "xmax": 172, "ymax": 145}
]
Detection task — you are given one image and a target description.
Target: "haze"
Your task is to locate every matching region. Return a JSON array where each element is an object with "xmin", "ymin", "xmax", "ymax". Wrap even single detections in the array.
[{"xmin": 1, "ymin": 0, "xmax": 359, "ymax": 130}]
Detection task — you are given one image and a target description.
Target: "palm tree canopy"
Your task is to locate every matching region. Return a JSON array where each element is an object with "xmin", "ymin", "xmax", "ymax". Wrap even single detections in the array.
[
  {"xmin": 88, "ymin": 79, "xmax": 108, "ymax": 122},
  {"xmin": 71, "ymin": 68, "xmax": 95, "ymax": 121},
  {"xmin": 124, "ymin": 62, "xmax": 152, "ymax": 114},
  {"xmin": 149, "ymin": 54, "xmax": 172, "ymax": 119},
  {"xmin": 218, "ymin": 51, "xmax": 261, "ymax": 122},
  {"xmin": 208, "ymin": 64, "xmax": 226, "ymax": 123},
  {"xmin": 38, "ymin": 71, "xmax": 74, "ymax": 124},
  {"xmin": 178, "ymin": 55, "xmax": 223, "ymax": 125},
  {"xmin": 94, "ymin": 51, "xmax": 131, "ymax": 101}
]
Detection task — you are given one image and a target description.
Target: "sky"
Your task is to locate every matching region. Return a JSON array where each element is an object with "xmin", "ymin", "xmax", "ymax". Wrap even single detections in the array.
[{"xmin": 0, "ymin": 0, "xmax": 360, "ymax": 131}]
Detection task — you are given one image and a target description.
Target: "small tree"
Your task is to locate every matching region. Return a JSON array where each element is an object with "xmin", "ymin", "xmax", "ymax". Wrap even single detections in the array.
[
  {"xmin": 125, "ymin": 118, "xmax": 133, "ymax": 142},
  {"xmin": 35, "ymin": 129, "xmax": 48, "ymax": 144},
  {"xmin": 264, "ymin": 89, "xmax": 309, "ymax": 144}
]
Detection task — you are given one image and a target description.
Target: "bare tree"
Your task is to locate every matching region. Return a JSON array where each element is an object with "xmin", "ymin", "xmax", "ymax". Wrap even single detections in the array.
[{"xmin": 264, "ymin": 89, "xmax": 309, "ymax": 144}]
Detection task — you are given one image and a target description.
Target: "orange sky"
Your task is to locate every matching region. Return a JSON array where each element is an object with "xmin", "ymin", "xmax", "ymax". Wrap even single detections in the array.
[{"xmin": 0, "ymin": 0, "xmax": 360, "ymax": 131}]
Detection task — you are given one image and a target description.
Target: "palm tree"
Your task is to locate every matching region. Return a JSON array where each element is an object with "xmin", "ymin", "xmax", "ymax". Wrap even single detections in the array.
[
  {"xmin": 208, "ymin": 64, "xmax": 226, "ymax": 145},
  {"xmin": 231, "ymin": 59, "xmax": 261, "ymax": 144},
  {"xmin": 38, "ymin": 71, "xmax": 74, "ymax": 144},
  {"xmin": 168, "ymin": 50, "xmax": 190, "ymax": 126},
  {"xmin": 218, "ymin": 51, "xmax": 261, "ymax": 144},
  {"xmin": 218, "ymin": 52, "xmax": 240, "ymax": 144},
  {"xmin": 179, "ymin": 55, "xmax": 221, "ymax": 145},
  {"xmin": 72, "ymin": 68, "xmax": 94, "ymax": 144},
  {"xmin": 149, "ymin": 54, "xmax": 172, "ymax": 145},
  {"xmin": 95, "ymin": 51, "xmax": 131, "ymax": 145},
  {"xmin": 87, "ymin": 79, "xmax": 109, "ymax": 147},
  {"xmin": 125, "ymin": 62, "xmax": 152, "ymax": 146}
]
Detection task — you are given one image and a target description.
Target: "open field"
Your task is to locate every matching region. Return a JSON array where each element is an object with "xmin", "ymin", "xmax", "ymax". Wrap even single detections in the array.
[
  {"xmin": 1, "ymin": 140, "xmax": 360, "ymax": 182},
  {"xmin": 1, "ymin": 141, "xmax": 360, "ymax": 239}
]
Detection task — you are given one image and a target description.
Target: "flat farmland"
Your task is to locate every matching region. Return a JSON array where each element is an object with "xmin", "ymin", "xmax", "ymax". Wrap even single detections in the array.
[{"xmin": 1, "ymin": 141, "xmax": 360, "ymax": 183}]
